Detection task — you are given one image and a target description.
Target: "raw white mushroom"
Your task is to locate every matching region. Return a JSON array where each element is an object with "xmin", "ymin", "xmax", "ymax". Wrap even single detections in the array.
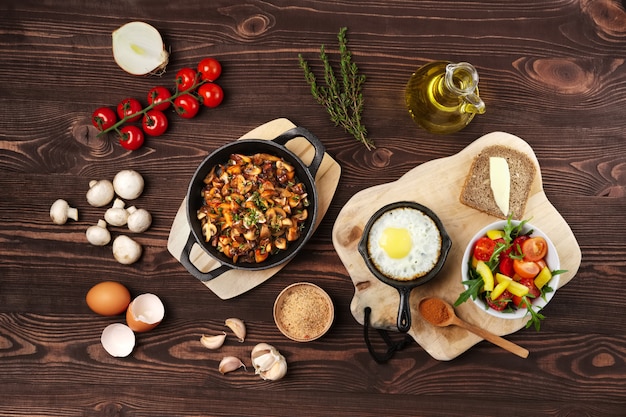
[
  {"xmin": 104, "ymin": 198, "xmax": 129, "ymax": 227},
  {"xmin": 112, "ymin": 235, "xmax": 142, "ymax": 265},
  {"xmin": 126, "ymin": 206, "xmax": 152, "ymax": 233},
  {"xmin": 86, "ymin": 179, "xmax": 115, "ymax": 207},
  {"xmin": 113, "ymin": 170, "xmax": 144, "ymax": 200},
  {"xmin": 86, "ymin": 219, "xmax": 111, "ymax": 246},
  {"xmin": 101, "ymin": 323, "xmax": 135, "ymax": 357},
  {"xmin": 50, "ymin": 199, "xmax": 78, "ymax": 225}
]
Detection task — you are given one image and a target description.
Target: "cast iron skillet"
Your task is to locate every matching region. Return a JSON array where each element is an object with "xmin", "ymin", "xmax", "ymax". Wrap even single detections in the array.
[
  {"xmin": 180, "ymin": 126, "xmax": 325, "ymax": 282},
  {"xmin": 358, "ymin": 201, "xmax": 452, "ymax": 333}
]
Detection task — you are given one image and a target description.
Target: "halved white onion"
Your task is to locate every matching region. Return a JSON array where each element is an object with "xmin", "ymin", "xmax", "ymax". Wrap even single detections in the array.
[
  {"xmin": 112, "ymin": 21, "xmax": 169, "ymax": 76},
  {"xmin": 101, "ymin": 323, "xmax": 135, "ymax": 357}
]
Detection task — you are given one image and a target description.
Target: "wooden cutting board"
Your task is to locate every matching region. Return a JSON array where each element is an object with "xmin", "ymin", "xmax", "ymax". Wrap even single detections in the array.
[
  {"xmin": 167, "ymin": 118, "xmax": 341, "ymax": 300},
  {"xmin": 332, "ymin": 131, "xmax": 581, "ymax": 360}
]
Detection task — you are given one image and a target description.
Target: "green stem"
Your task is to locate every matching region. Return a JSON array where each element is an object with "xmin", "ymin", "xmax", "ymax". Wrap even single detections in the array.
[{"xmin": 97, "ymin": 77, "xmax": 209, "ymax": 137}]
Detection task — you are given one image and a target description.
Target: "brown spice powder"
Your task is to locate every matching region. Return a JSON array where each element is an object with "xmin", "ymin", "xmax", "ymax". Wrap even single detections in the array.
[
  {"xmin": 419, "ymin": 297, "xmax": 450, "ymax": 325},
  {"xmin": 276, "ymin": 285, "xmax": 332, "ymax": 340}
]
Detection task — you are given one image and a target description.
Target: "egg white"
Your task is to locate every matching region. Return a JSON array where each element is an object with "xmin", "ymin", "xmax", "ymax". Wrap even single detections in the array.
[{"xmin": 367, "ymin": 207, "xmax": 442, "ymax": 281}]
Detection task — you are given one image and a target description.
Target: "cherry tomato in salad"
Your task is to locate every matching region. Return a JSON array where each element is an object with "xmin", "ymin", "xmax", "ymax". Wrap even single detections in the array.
[
  {"xmin": 119, "ymin": 125, "xmax": 145, "ymax": 151},
  {"xmin": 174, "ymin": 94, "xmax": 200, "ymax": 119},
  {"xmin": 498, "ymin": 256, "xmax": 515, "ymax": 277},
  {"xmin": 117, "ymin": 98, "xmax": 143, "ymax": 122},
  {"xmin": 522, "ymin": 237, "xmax": 548, "ymax": 262},
  {"xmin": 197, "ymin": 58, "xmax": 222, "ymax": 82},
  {"xmin": 486, "ymin": 289, "xmax": 513, "ymax": 311},
  {"xmin": 142, "ymin": 110, "xmax": 169, "ymax": 136},
  {"xmin": 473, "ymin": 237, "xmax": 496, "ymax": 261},
  {"xmin": 147, "ymin": 86, "xmax": 172, "ymax": 112},
  {"xmin": 197, "ymin": 83, "xmax": 224, "ymax": 108},
  {"xmin": 513, "ymin": 259, "xmax": 541, "ymax": 279},
  {"xmin": 91, "ymin": 107, "xmax": 117, "ymax": 131},
  {"xmin": 175, "ymin": 67, "xmax": 198, "ymax": 92},
  {"xmin": 512, "ymin": 278, "xmax": 541, "ymax": 308}
]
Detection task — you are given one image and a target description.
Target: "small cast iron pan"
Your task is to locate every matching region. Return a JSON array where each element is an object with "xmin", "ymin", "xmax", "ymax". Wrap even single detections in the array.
[
  {"xmin": 180, "ymin": 126, "xmax": 325, "ymax": 282},
  {"xmin": 358, "ymin": 201, "xmax": 452, "ymax": 333}
]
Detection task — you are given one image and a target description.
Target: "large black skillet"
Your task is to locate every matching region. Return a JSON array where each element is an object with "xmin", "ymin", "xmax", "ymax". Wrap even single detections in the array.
[
  {"xmin": 358, "ymin": 201, "xmax": 452, "ymax": 333},
  {"xmin": 180, "ymin": 127, "xmax": 325, "ymax": 282}
]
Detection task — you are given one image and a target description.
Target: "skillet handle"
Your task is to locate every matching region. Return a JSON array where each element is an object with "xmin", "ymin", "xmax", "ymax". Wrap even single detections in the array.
[
  {"xmin": 272, "ymin": 126, "xmax": 326, "ymax": 178},
  {"xmin": 396, "ymin": 287, "xmax": 413, "ymax": 333},
  {"xmin": 179, "ymin": 232, "xmax": 232, "ymax": 282}
]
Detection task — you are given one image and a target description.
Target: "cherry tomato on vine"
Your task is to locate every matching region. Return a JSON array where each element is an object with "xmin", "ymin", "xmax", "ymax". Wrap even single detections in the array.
[
  {"xmin": 197, "ymin": 58, "xmax": 222, "ymax": 82},
  {"xmin": 117, "ymin": 98, "xmax": 143, "ymax": 122},
  {"xmin": 175, "ymin": 67, "xmax": 198, "ymax": 92},
  {"xmin": 142, "ymin": 110, "xmax": 169, "ymax": 136},
  {"xmin": 91, "ymin": 107, "xmax": 118, "ymax": 131},
  {"xmin": 119, "ymin": 125, "xmax": 145, "ymax": 151},
  {"xmin": 147, "ymin": 86, "xmax": 172, "ymax": 112},
  {"xmin": 197, "ymin": 83, "xmax": 224, "ymax": 108},
  {"xmin": 174, "ymin": 94, "xmax": 200, "ymax": 119}
]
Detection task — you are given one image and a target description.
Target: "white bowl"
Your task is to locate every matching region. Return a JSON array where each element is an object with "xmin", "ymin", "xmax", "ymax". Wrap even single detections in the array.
[{"xmin": 461, "ymin": 220, "xmax": 560, "ymax": 319}]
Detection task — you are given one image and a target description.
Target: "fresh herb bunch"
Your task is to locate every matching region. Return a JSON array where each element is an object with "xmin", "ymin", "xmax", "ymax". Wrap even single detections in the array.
[
  {"xmin": 454, "ymin": 216, "xmax": 567, "ymax": 331},
  {"xmin": 298, "ymin": 27, "xmax": 374, "ymax": 150}
]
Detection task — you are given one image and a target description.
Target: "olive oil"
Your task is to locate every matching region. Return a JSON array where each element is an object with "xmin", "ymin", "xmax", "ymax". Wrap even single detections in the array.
[{"xmin": 405, "ymin": 61, "xmax": 485, "ymax": 134}]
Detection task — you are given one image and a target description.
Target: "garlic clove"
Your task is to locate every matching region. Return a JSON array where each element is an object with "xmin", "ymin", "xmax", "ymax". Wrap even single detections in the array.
[
  {"xmin": 259, "ymin": 355, "xmax": 287, "ymax": 381},
  {"xmin": 225, "ymin": 318, "xmax": 246, "ymax": 342},
  {"xmin": 200, "ymin": 332, "xmax": 227, "ymax": 350},
  {"xmin": 112, "ymin": 21, "xmax": 169, "ymax": 76},
  {"xmin": 218, "ymin": 356, "xmax": 246, "ymax": 374}
]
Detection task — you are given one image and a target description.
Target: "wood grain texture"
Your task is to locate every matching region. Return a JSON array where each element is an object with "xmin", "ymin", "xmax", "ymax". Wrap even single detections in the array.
[{"xmin": 1, "ymin": 0, "xmax": 626, "ymax": 416}]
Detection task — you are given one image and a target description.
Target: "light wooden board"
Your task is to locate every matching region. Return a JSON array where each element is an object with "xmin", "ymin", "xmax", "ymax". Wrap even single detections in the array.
[
  {"xmin": 167, "ymin": 118, "xmax": 341, "ymax": 299},
  {"xmin": 332, "ymin": 131, "xmax": 582, "ymax": 360}
]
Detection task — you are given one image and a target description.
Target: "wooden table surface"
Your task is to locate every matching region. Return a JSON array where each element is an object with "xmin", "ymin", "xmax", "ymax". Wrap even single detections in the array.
[{"xmin": 1, "ymin": 1, "xmax": 626, "ymax": 416}]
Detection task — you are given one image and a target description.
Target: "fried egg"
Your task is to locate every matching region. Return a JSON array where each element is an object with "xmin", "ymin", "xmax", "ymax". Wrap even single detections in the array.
[{"xmin": 367, "ymin": 207, "xmax": 442, "ymax": 281}]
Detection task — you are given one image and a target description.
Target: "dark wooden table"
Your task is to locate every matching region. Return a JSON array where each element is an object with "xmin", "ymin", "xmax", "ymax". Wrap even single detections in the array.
[{"xmin": 2, "ymin": 1, "xmax": 626, "ymax": 416}]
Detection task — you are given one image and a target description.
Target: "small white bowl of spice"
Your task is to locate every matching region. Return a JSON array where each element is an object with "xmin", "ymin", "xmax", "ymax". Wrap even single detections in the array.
[{"xmin": 273, "ymin": 282, "xmax": 334, "ymax": 342}]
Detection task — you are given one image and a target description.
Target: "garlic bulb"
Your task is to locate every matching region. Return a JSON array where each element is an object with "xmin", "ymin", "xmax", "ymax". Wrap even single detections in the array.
[
  {"xmin": 225, "ymin": 318, "xmax": 246, "ymax": 342},
  {"xmin": 251, "ymin": 343, "xmax": 287, "ymax": 381},
  {"xmin": 112, "ymin": 22, "xmax": 169, "ymax": 76}
]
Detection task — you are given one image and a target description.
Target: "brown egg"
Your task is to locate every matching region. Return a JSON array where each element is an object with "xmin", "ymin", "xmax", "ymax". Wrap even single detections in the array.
[{"xmin": 86, "ymin": 281, "xmax": 131, "ymax": 316}]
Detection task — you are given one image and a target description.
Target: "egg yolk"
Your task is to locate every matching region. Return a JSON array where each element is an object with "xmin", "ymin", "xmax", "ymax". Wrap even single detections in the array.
[{"xmin": 379, "ymin": 227, "xmax": 412, "ymax": 259}]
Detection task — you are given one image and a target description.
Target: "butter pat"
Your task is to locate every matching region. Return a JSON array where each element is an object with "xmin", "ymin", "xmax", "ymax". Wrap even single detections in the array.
[{"xmin": 489, "ymin": 157, "xmax": 510, "ymax": 216}]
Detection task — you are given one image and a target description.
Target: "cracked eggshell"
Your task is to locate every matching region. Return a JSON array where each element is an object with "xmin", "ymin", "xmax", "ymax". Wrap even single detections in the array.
[
  {"xmin": 101, "ymin": 323, "xmax": 135, "ymax": 357},
  {"xmin": 126, "ymin": 293, "xmax": 165, "ymax": 332}
]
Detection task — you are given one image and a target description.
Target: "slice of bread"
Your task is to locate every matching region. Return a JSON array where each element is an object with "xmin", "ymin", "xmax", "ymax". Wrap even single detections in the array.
[{"xmin": 460, "ymin": 145, "xmax": 536, "ymax": 219}]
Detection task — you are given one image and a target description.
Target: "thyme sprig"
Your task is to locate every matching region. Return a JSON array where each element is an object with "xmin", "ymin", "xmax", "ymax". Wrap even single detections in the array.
[{"xmin": 298, "ymin": 27, "xmax": 374, "ymax": 150}]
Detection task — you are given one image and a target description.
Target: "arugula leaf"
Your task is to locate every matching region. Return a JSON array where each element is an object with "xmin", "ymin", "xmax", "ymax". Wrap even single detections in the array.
[{"xmin": 454, "ymin": 276, "xmax": 484, "ymax": 306}]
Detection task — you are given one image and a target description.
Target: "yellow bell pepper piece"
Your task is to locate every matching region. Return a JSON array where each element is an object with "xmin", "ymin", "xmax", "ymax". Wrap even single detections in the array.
[
  {"xmin": 486, "ymin": 229, "xmax": 505, "ymax": 240},
  {"xmin": 505, "ymin": 280, "xmax": 530, "ymax": 298},
  {"xmin": 476, "ymin": 260, "xmax": 494, "ymax": 292},
  {"xmin": 534, "ymin": 266, "xmax": 552, "ymax": 289},
  {"xmin": 491, "ymin": 279, "xmax": 511, "ymax": 300}
]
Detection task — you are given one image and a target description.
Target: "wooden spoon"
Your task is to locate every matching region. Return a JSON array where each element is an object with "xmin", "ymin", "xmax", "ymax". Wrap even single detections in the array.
[{"xmin": 418, "ymin": 297, "xmax": 529, "ymax": 358}]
